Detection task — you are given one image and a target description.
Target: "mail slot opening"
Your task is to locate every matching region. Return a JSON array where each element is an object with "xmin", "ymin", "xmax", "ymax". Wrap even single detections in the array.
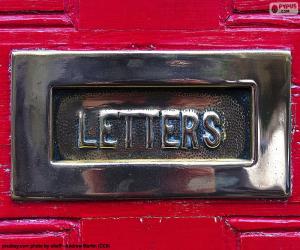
[{"xmin": 51, "ymin": 85, "xmax": 254, "ymax": 165}]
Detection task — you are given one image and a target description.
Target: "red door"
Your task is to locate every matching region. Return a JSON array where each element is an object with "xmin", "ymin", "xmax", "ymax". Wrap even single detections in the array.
[{"xmin": 1, "ymin": 0, "xmax": 300, "ymax": 249}]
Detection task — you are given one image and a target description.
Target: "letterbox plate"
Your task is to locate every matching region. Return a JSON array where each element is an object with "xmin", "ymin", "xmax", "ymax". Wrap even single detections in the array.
[{"xmin": 11, "ymin": 50, "xmax": 290, "ymax": 199}]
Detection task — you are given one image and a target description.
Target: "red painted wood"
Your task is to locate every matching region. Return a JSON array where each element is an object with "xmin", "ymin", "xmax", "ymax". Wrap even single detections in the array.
[
  {"xmin": 227, "ymin": 217, "xmax": 300, "ymax": 231},
  {"xmin": 227, "ymin": 14, "xmax": 300, "ymax": 28},
  {"xmin": 226, "ymin": 218, "xmax": 300, "ymax": 249},
  {"xmin": 0, "ymin": 0, "xmax": 299, "ymax": 248},
  {"xmin": 233, "ymin": 0, "xmax": 299, "ymax": 13},
  {"xmin": 0, "ymin": 220, "xmax": 79, "ymax": 234},
  {"xmin": 81, "ymin": 217, "xmax": 236, "ymax": 250},
  {"xmin": 0, "ymin": 0, "xmax": 64, "ymax": 12},
  {"xmin": 0, "ymin": 29, "xmax": 299, "ymax": 217},
  {"xmin": 0, "ymin": 1, "xmax": 76, "ymax": 28},
  {"xmin": 0, "ymin": 220, "xmax": 80, "ymax": 248},
  {"xmin": 0, "ymin": 14, "xmax": 73, "ymax": 27},
  {"xmin": 0, "ymin": 235, "xmax": 67, "ymax": 250},
  {"xmin": 78, "ymin": 0, "xmax": 220, "ymax": 30},
  {"xmin": 240, "ymin": 232, "xmax": 300, "ymax": 250}
]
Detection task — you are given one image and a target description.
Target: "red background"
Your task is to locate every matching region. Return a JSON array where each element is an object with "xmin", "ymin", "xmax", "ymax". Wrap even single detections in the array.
[{"xmin": 0, "ymin": 0, "xmax": 300, "ymax": 249}]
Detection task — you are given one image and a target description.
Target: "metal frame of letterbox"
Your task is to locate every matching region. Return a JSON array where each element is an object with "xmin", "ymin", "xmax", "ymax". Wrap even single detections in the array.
[{"xmin": 11, "ymin": 50, "xmax": 290, "ymax": 200}]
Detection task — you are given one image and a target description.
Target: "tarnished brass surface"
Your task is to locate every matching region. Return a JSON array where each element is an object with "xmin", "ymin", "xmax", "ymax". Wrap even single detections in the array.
[{"xmin": 11, "ymin": 50, "xmax": 290, "ymax": 199}]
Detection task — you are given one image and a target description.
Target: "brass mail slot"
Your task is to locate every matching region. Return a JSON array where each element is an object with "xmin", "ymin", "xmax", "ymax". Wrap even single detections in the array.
[
  {"xmin": 11, "ymin": 50, "xmax": 290, "ymax": 199},
  {"xmin": 51, "ymin": 86, "xmax": 254, "ymax": 165}
]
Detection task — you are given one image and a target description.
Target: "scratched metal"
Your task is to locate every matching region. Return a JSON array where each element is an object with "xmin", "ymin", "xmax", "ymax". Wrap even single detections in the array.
[{"xmin": 11, "ymin": 50, "xmax": 290, "ymax": 199}]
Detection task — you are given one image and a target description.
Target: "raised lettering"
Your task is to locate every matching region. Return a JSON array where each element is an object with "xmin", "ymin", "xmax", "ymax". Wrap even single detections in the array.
[
  {"xmin": 181, "ymin": 109, "xmax": 199, "ymax": 149},
  {"xmin": 161, "ymin": 110, "xmax": 180, "ymax": 148},
  {"xmin": 78, "ymin": 110, "xmax": 98, "ymax": 149},
  {"xmin": 119, "ymin": 109, "xmax": 159, "ymax": 148},
  {"xmin": 99, "ymin": 109, "xmax": 118, "ymax": 148},
  {"xmin": 203, "ymin": 111, "xmax": 223, "ymax": 149}
]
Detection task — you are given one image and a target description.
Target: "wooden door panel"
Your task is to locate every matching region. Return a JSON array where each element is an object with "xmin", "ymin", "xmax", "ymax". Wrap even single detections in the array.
[
  {"xmin": 233, "ymin": 0, "xmax": 294, "ymax": 12},
  {"xmin": 0, "ymin": 0, "xmax": 74, "ymax": 27},
  {"xmin": 227, "ymin": 217, "xmax": 300, "ymax": 250},
  {"xmin": 78, "ymin": 0, "xmax": 221, "ymax": 30},
  {"xmin": 0, "ymin": 0, "xmax": 64, "ymax": 12},
  {"xmin": 240, "ymin": 234, "xmax": 300, "ymax": 250},
  {"xmin": 0, "ymin": 0, "xmax": 298, "ymax": 248},
  {"xmin": 0, "ymin": 220, "xmax": 80, "ymax": 248},
  {"xmin": 80, "ymin": 217, "xmax": 236, "ymax": 250},
  {"xmin": 0, "ymin": 32, "xmax": 299, "ymax": 215}
]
